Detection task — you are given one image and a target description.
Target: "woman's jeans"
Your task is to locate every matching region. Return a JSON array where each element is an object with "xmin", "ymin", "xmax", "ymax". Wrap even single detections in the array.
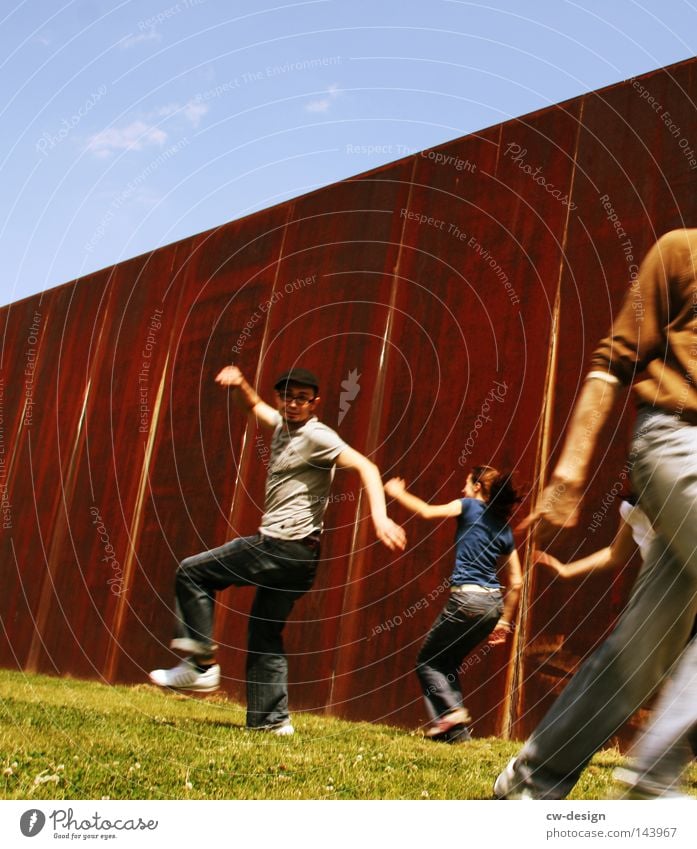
[
  {"xmin": 171, "ymin": 533, "xmax": 318, "ymax": 728},
  {"xmin": 513, "ymin": 408, "xmax": 697, "ymax": 798},
  {"xmin": 416, "ymin": 589, "xmax": 503, "ymax": 720}
]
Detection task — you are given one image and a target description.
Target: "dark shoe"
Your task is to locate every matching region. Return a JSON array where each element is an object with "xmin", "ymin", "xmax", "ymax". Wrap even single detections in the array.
[
  {"xmin": 428, "ymin": 724, "xmax": 472, "ymax": 744},
  {"xmin": 248, "ymin": 720, "xmax": 295, "ymax": 736},
  {"xmin": 424, "ymin": 707, "xmax": 471, "ymax": 739}
]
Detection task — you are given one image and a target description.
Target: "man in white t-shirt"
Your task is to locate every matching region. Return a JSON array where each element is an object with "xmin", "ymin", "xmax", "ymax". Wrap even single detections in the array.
[{"xmin": 150, "ymin": 365, "xmax": 405, "ymax": 734}]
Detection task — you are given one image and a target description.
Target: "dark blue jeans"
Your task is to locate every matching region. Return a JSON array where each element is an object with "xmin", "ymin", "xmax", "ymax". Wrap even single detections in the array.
[
  {"xmin": 416, "ymin": 589, "xmax": 503, "ymax": 721},
  {"xmin": 171, "ymin": 533, "xmax": 318, "ymax": 728}
]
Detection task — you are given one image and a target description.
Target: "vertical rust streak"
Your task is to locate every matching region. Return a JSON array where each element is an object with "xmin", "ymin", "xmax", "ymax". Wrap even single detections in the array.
[
  {"xmin": 103, "ymin": 250, "xmax": 182, "ymax": 681},
  {"xmin": 103, "ymin": 350, "xmax": 170, "ymax": 681},
  {"xmin": 227, "ymin": 204, "xmax": 291, "ymax": 528},
  {"xmin": 24, "ymin": 282, "xmax": 115, "ymax": 672},
  {"xmin": 19, "ymin": 298, "xmax": 60, "ymax": 671},
  {"xmin": 327, "ymin": 161, "xmax": 418, "ymax": 711},
  {"xmin": 494, "ymin": 122, "xmax": 503, "ymax": 176},
  {"xmin": 504, "ymin": 100, "xmax": 585, "ymax": 738},
  {"xmin": 25, "ymin": 379, "xmax": 91, "ymax": 671}
]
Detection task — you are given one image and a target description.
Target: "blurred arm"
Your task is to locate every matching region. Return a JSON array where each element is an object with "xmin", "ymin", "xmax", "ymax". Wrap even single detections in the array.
[{"xmin": 336, "ymin": 449, "xmax": 406, "ymax": 551}]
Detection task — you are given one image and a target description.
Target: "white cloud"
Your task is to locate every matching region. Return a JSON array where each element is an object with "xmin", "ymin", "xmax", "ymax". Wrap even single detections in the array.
[
  {"xmin": 86, "ymin": 121, "xmax": 168, "ymax": 158},
  {"xmin": 154, "ymin": 103, "xmax": 179, "ymax": 118},
  {"xmin": 120, "ymin": 30, "xmax": 162, "ymax": 50},
  {"xmin": 132, "ymin": 188, "xmax": 163, "ymax": 206},
  {"xmin": 183, "ymin": 100, "xmax": 208, "ymax": 128},
  {"xmin": 305, "ymin": 84, "xmax": 340, "ymax": 114},
  {"xmin": 84, "ymin": 97, "xmax": 207, "ymax": 158},
  {"xmin": 156, "ymin": 100, "xmax": 209, "ymax": 128},
  {"xmin": 305, "ymin": 98, "xmax": 331, "ymax": 113}
]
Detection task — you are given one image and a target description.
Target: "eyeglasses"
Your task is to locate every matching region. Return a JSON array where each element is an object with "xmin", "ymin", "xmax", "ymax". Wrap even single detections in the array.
[{"xmin": 276, "ymin": 392, "xmax": 316, "ymax": 406}]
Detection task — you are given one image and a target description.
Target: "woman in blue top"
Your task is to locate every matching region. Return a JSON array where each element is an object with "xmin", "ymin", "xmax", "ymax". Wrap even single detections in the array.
[{"xmin": 385, "ymin": 465, "xmax": 523, "ymax": 741}]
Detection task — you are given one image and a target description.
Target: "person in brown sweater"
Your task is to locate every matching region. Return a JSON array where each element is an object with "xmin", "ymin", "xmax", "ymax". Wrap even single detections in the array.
[{"xmin": 494, "ymin": 229, "xmax": 697, "ymax": 799}]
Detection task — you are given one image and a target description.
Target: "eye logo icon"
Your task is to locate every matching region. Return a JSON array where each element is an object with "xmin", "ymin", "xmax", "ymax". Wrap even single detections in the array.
[{"xmin": 20, "ymin": 809, "xmax": 46, "ymax": 837}]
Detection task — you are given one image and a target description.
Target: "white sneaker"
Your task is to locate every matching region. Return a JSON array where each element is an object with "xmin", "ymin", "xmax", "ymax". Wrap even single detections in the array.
[
  {"xmin": 149, "ymin": 659, "xmax": 220, "ymax": 692},
  {"xmin": 249, "ymin": 721, "xmax": 295, "ymax": 736},
  {"xmin": 493, "ymin": 757, "xmax": 535, "ymax": 799}
]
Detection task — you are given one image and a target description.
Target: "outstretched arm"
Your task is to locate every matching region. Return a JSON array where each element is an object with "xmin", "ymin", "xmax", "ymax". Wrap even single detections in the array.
[
  {"xmin": 535, "ymin": 517, "xmax": 637, "ymax": 579},
  {"xmin": 335, "ymin": 448, "xmax": 406, "ymax": 551},
  {"xmin": 384, "ymin": 477, "xmax": 462, "ymax": 520},
  {"xmin": 215, "ymin": 365, "xmax": 278, "ymax": 428},
  {"xmin": 526, "ymin": 235, "xmax": 677, "ymax": 545},
  {"xmin": 488, "ymin": 549, "xmax": 523, "ymax": 645},
  {"xmin": 522, "ymin": 377, "xmax": 622, "ymax": 545}
]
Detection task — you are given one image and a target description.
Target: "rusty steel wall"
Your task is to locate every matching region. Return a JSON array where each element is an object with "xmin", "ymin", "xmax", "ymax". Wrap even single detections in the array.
[{"xmin": 1, "ymin": 57, "xmax": 696, "ymax": 741}]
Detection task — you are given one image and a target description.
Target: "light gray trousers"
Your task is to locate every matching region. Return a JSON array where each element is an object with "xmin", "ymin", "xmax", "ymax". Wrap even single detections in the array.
[
  {"xmin": 513, "ymin": 408, "xmax": 697, "ymax": 798},
  {"xmin": 624, "ymin": 628, "xmax": 697, "ymax": 794}
]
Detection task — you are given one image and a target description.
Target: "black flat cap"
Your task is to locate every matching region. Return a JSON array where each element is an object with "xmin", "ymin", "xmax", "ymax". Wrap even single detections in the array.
[{"xmin": 274, "ymin": 368, "xmax": 320, "ymax": 393}]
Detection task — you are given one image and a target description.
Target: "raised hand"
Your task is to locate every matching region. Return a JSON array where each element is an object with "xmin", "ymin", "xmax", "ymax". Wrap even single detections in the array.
[{"xmin": 215, "ymin": 365, "xmax": 245, "ymax": 387}]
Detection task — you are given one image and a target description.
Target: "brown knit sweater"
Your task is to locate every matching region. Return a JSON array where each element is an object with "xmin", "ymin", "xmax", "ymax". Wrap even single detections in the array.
[{"xmin": 590, "ymin": 228, "xmax": 697, "ymax": 422}]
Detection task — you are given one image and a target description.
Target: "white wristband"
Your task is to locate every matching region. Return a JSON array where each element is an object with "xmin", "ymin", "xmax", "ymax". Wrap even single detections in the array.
[{"xmin": 586, "ymin": 370, "xmax": 620, "ymax": 386}]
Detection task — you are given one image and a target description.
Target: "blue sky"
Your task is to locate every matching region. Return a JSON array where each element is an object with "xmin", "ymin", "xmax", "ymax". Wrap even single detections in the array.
[{"xmin": 2, "ymin": 0, "xmax": 696, "ymax": 305}]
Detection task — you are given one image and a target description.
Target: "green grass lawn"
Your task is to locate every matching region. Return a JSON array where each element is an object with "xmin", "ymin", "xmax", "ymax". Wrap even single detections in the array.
[{"xmin": 1, "ymin": 669, "xmax": 695, "ymax": 800}]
